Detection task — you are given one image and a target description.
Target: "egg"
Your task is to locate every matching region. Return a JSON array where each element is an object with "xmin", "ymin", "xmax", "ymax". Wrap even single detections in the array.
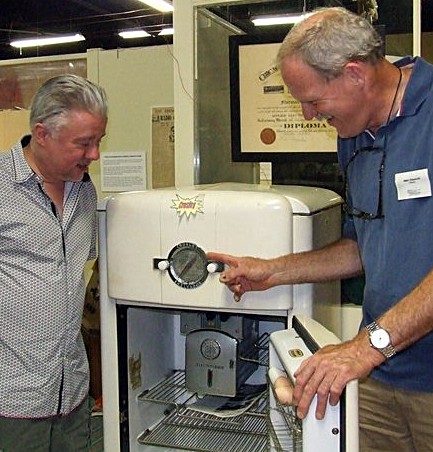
[
  {"xmin": 274, "ymin": 376, "xmax": 294, "ymax": 405},
  {"xmin": 268, "ymin": 367, "xmax": 294, "ymax": 405}
]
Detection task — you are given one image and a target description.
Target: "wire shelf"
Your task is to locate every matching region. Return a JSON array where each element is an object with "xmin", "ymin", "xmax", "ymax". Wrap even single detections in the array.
[
  {"xmin": 136, "ymin": 333, "xmax": 301, "ymax": 451},
  {"xmin": 138, "ymin": 404, "xmax": 269, "ymax": 452},
  {"xmin": 241, "ymin": 332, "xmax": 270, "ymax": 367},
  {"xmin": 137, "ymin": 369, "xmax": 196, "ymax": 408}
]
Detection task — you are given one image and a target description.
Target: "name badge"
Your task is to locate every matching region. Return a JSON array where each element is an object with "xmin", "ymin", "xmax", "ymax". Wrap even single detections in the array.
[{"xmin": 395, "ymin": 168, "xmax": 432, "ymax": 200}]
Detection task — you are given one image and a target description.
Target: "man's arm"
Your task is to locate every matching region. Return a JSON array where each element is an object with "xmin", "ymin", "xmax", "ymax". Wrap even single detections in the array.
[
  {"xmin": 294, "ymin": 266, "xmax": 433, "ymax": 420},
  {"xmin": 207, "ymin": 237, "xmax": 363, "ymax": 301}
]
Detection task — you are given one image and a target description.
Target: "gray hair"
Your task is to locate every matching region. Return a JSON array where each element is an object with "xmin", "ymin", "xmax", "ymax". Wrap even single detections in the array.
[
  {"xmin": 30, "ymin": 74, "xmax": 108, "ymax": 133},
  {"xmin": 277, "ymin": 7, "xmax": 384, "ymax": 80}
]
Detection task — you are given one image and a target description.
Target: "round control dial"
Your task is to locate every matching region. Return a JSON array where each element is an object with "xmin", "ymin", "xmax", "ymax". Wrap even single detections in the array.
[{"xmin": 168, "ymin": 242, "xmax": 209, "ymax": 289}]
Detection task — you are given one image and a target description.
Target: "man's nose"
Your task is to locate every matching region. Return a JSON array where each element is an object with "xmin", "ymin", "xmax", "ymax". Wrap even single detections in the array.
[
  {"xmin": 301, "ymin": 103, "xmax": 318, "ymax": 120},
  {"xmin": 86, "ymin": 143, "xmax": 100, "ymax": 161}
]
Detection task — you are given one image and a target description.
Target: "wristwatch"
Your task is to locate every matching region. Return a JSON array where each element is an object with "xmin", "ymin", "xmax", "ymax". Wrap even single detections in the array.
[{"xmin": 366, "ymin": 321, "xmax": 397, "ymax": 358}]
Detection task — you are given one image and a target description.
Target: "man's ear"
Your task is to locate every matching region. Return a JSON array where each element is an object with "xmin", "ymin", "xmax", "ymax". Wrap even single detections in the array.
[
  {"xmin": 343, "ymin": 61, "xmax": 366, "ymax": 88},
  {"xmin": 33, "ymin": 123, "xmax": 49, "ymax": 145}
]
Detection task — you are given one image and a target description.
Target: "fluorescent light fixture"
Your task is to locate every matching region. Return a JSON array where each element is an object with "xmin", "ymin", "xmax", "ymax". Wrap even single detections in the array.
[
  {"xmin": 119, "ymin": 30, "xmax": 151, "ymax": 39},
  {"xmin": 158, "ymin": 28, "xmax": 174, "ymax": 36},
  {"xmin": 10, "ymin": 33, "xmax": 85, "ymax": 48},
  {"xmin": 138, "ymin": 0, "xmax": 173, "ymax": 12},
  {"xmin": 252, "ymin": 14, "xmax": 308, "ymax": 26}
]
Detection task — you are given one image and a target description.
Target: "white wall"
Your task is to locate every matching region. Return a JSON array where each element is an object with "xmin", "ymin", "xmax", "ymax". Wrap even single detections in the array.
[{"xmin": 89, "ymin": 46, "xmax": 174, "ymax": 200}]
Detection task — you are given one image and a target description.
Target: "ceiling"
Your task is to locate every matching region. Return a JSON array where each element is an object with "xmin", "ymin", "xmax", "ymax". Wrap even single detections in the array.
[
  {"xmin": 0, "ymin": 0, "xmax": 428, "ymax": 61},
  {"xmin": 0, "ymin": 0, "xmax": 174, "ymax": 60}
]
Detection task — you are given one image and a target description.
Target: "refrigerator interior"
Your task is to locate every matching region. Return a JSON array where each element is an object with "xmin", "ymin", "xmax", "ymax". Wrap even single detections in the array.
[{"xmin": 120, "ymin": 305, "xmax": 287, "ymax": 451}]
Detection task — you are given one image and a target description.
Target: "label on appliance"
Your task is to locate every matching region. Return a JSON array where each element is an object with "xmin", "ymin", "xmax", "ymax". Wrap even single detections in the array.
[{"xmin": 171, "ymin": 194, "xmax": 204, "ymax": 218}]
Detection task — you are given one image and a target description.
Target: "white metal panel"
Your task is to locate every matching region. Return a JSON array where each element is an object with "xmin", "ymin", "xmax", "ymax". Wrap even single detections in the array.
[
  {"xmin": 272, "ymin": 184, "xmax": 342, "ymax": 214},
  {"xmin": 292, "ymin": 206, "xmax": 342, "ymax": 337},
  {"xmin": 198, "ymin": 182, "xmax": 342, "ymax": 215},
  {"xmin": 158, "ymin": 189, "xmax": 293, "ymax": 310},
  {"xmin": 103, "ymin": 185, "xmax": 342, "ymax": 315},
  {"xmin": 106, "ymin": 190, "xmax": 165, "ymax": 303},
  {"xmin": 98, "ymin": 208, "xmax": 121, "ymax": 450},
  {"xmin": 106, "ymin": 188, "xmax": 294, "ymax": 311}
]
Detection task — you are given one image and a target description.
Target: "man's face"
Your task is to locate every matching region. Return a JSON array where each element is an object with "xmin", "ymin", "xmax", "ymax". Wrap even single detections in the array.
[
  {"xmin": 279, "ymin": 56, "xmax": 367, "ymax": 138},
  {"xmin": 35, "ymin": 110, "xmax": 107, "ymax": 183}
]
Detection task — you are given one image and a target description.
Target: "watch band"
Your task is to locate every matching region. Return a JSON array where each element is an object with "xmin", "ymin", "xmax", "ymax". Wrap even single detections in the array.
[{"xmin": 366, "ymin": 321, "xmax": 397, "ymax": 358}]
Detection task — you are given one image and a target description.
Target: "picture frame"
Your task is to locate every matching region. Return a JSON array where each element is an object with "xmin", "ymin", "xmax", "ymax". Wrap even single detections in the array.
[{"xmin": 229, "ymin": 33, "xmax": 338, "ymax": 163}]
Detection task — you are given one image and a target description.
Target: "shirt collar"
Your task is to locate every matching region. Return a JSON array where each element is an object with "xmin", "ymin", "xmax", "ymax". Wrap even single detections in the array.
[
  {"xmin": 11, "ymin": 135, "xmax": 36, "ymax": 184},
  {"xmin": 394, "ymin": 56, "xmax": 432, "ymax": 117},
  {"xmin": 363, "ymin": 56, "xmax": 430, "ymax": 137}
]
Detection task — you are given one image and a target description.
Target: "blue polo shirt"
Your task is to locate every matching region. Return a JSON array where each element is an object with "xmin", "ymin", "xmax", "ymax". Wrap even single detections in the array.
[{"xmin": 339, "ymin": 57, "xmax": 433, "ymax": 392}]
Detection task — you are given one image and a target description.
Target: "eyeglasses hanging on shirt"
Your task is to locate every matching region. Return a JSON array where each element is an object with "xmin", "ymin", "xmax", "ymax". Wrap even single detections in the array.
[{"xmin": 343, "ymin": 138, "xmax": 386, "ymax": 220}]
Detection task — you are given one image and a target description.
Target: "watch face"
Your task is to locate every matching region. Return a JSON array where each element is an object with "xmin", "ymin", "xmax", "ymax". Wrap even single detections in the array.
[{"xmin": 371, "ymin": 329, "xmax": 390, "ymax": 349}]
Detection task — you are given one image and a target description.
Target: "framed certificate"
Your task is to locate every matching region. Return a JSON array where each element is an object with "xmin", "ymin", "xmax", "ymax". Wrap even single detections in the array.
[{"xmin": 230, "ymin": 34, "xmax": 338, "ymax": 163}]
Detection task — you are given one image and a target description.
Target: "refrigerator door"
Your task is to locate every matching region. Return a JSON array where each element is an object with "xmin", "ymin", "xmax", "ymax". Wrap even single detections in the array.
[{"xmin": 269, "ymin": 315, "xmax": 359, "ymax": 452}]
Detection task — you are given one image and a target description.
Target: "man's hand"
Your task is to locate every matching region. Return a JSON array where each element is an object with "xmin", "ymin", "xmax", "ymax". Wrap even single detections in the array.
[
  {"xmin": 207, "ymin": 252, "xmax": 275, "ymax": 301},
  {"xmin": 293, "ymin": 331, "xmax": 384, "ymax": 419}
]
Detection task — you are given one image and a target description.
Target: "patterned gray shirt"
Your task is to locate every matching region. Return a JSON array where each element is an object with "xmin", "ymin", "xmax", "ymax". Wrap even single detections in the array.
[{"xmin": 0, "ymin": 136, "xmax": 97, "ymax": 418}]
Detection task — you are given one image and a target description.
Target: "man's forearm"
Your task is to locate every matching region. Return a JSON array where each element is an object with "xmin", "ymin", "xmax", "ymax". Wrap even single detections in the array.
[
  {"xmin": 272, "ymin": 237, "xmax": 363, "ymax": 286},
  {"xmin": 378, "ymin": 268, "xmax": 433, "ymax": 352}
]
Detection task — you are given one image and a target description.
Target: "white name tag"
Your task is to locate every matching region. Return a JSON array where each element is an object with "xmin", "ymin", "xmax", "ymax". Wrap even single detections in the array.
[{"xmin": 395, "ymin": 169, "xmax": 432, "ymax": 200}]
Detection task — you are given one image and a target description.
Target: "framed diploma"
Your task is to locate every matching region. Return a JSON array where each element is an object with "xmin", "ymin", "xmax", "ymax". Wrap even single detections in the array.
[{"xmin": 230, "ymin": 34, "xmax": 338, "ymax": 163}]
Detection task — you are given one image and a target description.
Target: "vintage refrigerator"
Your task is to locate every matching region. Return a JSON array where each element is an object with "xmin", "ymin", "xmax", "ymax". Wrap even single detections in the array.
[{"xmin": 98, "ymin": 183, "xmax": 358, "ymax": 451}]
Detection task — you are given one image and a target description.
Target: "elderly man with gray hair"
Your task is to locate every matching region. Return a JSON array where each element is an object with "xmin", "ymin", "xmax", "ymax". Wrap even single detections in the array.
[{"xmin": 209, "ymin": 7, "xmax": 433, "ymax": 451}]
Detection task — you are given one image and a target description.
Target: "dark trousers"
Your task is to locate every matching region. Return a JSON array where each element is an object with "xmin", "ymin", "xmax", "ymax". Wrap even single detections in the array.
[{"xmin": 0, "ymin": 397, "xmax": 90, "ymax": 452}]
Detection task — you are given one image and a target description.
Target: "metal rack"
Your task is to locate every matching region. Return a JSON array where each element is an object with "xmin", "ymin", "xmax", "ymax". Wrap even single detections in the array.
[
  {"xmin": 268, "ymin": 401, "xmax": 302, "ymax": 452},
  {"xmin": 137, "ymin": 369, "xmax": 196, "ymax": 409},
  {"xmin": 267, "ymin": 366, "xmax": 302, "ymax": 452},
  {"xmin": 240, "ymin": 331, "xmax": 270, "ymax": 367},
  {"xmin": 135, "ymin": 333, "xmax": 303, "ymax": 452},
  {"xmin": 137, "ymin": 370, "xmax": 269, "ymax": 451},
  {"xmin": 137, "ymin": 403, "xmax": 269, "ymax": 451}
]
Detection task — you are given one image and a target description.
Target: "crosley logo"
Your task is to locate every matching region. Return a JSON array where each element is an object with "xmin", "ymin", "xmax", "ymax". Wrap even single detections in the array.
[{"xmin": 171, "ymin": 194, "xmax": 204, "ymax": 218}]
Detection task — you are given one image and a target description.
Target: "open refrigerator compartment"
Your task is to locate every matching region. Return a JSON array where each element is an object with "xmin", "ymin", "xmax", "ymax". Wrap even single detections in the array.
[
  {"xmin": 135, "ymin": 371, "xmax": 303, "ymax": 452},
  {"xmin": 136, "ymin": 331, "xmax": 270, "ymax": 405},
  {"xmin": 135, "ymin": 333, "xmax": 292, "ymax": 452}
]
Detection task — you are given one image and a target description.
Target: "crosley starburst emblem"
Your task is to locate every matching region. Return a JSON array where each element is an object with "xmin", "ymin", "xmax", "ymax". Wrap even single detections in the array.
[{"xmin": 171, "ymin": 194, "xmax": 204, "ymax": 218}]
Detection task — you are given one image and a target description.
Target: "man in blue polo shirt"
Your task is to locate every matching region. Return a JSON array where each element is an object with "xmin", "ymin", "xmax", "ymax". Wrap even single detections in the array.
[{"xmin": 208, "ymin": 7, "xmax": 433, "ymax": 451}]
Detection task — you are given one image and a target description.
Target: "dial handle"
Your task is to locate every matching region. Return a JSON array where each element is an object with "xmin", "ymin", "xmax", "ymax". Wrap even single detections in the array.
[
  {"xmin": 157, "ymin": 260, "xmax": 169, "ymax": 271},
  {"xmin": 207, "ymin": 261, "xmax": 224, "ymax": 273}
]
